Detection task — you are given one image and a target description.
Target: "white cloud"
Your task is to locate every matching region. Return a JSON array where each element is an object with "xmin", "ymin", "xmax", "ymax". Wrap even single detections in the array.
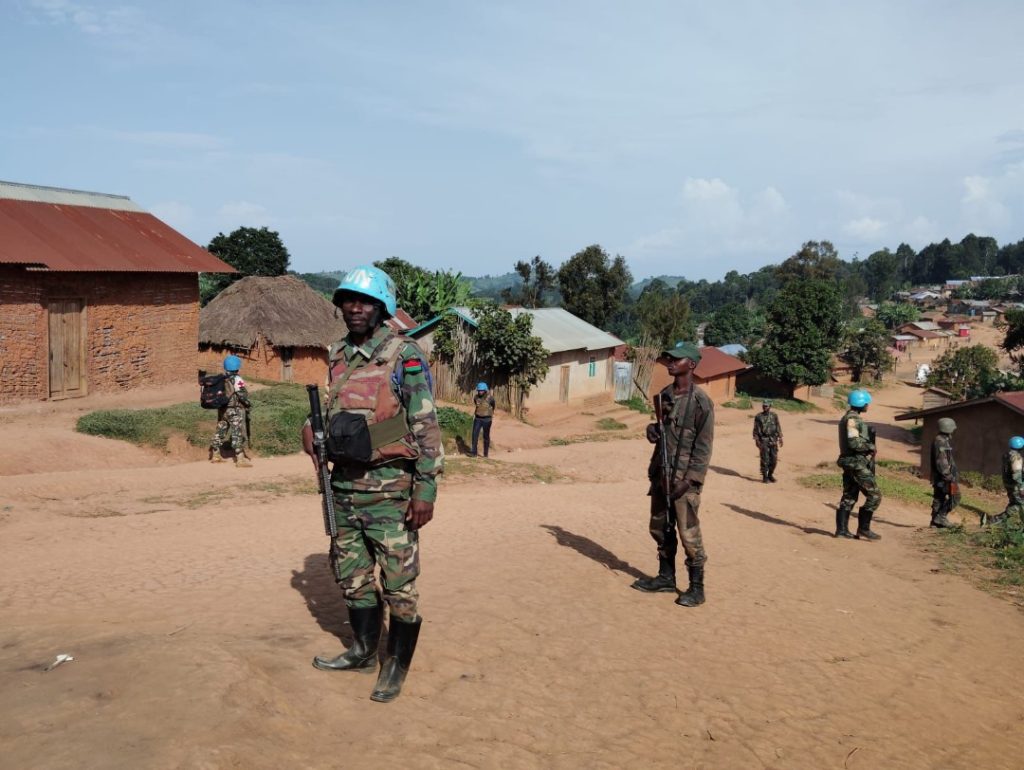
[
  {"xmin": 960, "ymin": 170, "xmax": 1017, "ymax": 230},
  {"xmin": 30, "ymin": 0, "xmax": 149, "ymax": 37},
  {"xmin": 149, "ymin": 200, "xmax": 195, "ymax": 230},
  {"xmin": 843, "ymin": 217, "xmax": 886, "ymax": 240}
]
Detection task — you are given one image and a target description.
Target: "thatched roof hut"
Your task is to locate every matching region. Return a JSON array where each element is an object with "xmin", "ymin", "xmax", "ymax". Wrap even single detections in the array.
[{"xmin": 200, "ymin": 275, "xmax": 346, "ymax": 350}]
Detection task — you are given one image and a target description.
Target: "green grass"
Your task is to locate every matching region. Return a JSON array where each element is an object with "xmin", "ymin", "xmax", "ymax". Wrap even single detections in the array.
[
  {"xmin": 436, "ymin": 406, "xmax": 473, "ymax": 452},
  {"xmin": 596, "ymin": 417, "xmax": 628, "ymax": 430},
  {"xmin": 723, "ymin": 392, "xmax": 820, "ymax": 413},
  {"xmin": 722, "ymin": 394, "xmax": 753, "ymax": 410},
  {"xmin": 616, "ymin": 397, "xmax": 652, "ymax": 415},
  {"xmin": 76, "ymin": 383, "xmax": 311, "ymax": 456}
]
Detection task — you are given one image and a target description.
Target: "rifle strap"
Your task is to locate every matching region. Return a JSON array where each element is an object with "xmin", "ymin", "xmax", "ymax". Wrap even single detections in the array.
[{"xmin": 667, "ymin": 377, "xmax": 698, "ymax": 485}]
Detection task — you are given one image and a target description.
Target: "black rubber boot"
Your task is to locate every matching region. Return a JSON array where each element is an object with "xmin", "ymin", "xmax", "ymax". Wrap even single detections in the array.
[
  {"xmin": 313, "ymin": 604, "xmax": 382, "ymax": 673},
  {"xmin": 675, "ymin": 564, "xmax": 705, "ymax": 607},
  {"xmin": 855, "ymin": 509, "xmax": 882, "ymax": 541},
  {"xmin": 370, "ymin": 617, "xmax": 421, "ymax": 703},
  {"xmin": 834, "ymin": 509, "xmax": 855, "ymax": 539},
  {"xmin": 930, "ymin": 514, "xmax": 956, "ymax": 528},
  {"xmin": 631, "ymin": 557, "xmax": 676, "ymax": 593}
]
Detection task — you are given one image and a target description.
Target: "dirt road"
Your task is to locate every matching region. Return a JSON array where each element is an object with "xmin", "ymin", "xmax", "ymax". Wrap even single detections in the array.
[{"xmin": 2, "ymin": 383, "xmax": 1023, "ymax": 769}]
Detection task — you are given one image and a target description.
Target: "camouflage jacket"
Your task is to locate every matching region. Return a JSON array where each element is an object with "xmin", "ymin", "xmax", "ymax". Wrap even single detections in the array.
[
  {"xmin": 648, "ymin": 383, "xmax": 715, "ymax": 488},
  {"xmin": 327, "ymin": 326, "xmax": 444, "ymax": 503},
  {"xmin": 753, "ymin": 411, "xmax": 782, "ymax": 444},
  {"xmin": 218, "ymin": 374, "xmax": 250, "ymax": 419},
  {"xmin": 1003, "ymin": 449, "xmax": 1024, "ymax": 490},
  {"xmin": 930, "ymin": 434, "xmax": 957, "ymax": 484},
  {"xmin": 838, "ymin": 409, "xmax": 873, "ymax": 458}
]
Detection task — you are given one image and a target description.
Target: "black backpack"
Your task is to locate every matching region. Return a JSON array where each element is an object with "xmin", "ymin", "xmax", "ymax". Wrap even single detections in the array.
[{"xmin": 200, "ymin": 374, "xmax": 232, "ymax": 409}]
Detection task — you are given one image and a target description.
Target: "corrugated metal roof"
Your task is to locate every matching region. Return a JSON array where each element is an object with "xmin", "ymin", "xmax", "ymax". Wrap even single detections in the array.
[
  {"xmin": 0, "ymin": 181, "xmax": 235, "ymax": 273},
  {"xmin": 507, "ymin": 307, "xmax": 623, "ymax": 353}
]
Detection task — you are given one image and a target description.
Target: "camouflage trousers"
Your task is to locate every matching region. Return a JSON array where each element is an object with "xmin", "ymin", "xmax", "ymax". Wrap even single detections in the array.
[
  {"xmin": 329, "ymin": 492, "xmax": 420, "ymax": 622},
  {"xmin": 648, "ymin": 486, "xmax": 707, "ymax": 568},
  {"xmin": 210, "ymin": 406, "xmax": 247, "ymax": 452},
  {"xmin": 931, "ymin": 482, "xmax": 961, "ymax": 520},
  {"xmin": 837, "ymin": 458, "xmax": 882, "ymax": 516},
  {"xmin": 1001, "ymin": 487, "xmax": 1024, "ymax": 525},
  {"xmin": 758, "ymin": 441, "xmax": 779, "ymax": 478}
]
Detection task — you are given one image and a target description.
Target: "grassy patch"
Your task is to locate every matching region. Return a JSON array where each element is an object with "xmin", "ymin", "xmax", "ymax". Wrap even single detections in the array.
[
  {"xmin": 436, "ymin": 406, "xmax": 473, "ymax": 453},
  {"xmin": 596, "ymin": 417, "xmax": 628, "ymax": 430},
  {"xmin": 724, "ymin": 391, "xmax": 820, "ymax": 413},
  {"xmin": 616, "ymin": 397, "xmax": 652, "ymax": 415},
  {"xmin": 76, "ymin": 383, "xmax": 310, "ymax": 456},
  {"xmin": 723, "ymin": 394, "xmax": 753, "ymax": 410},
  {"xmin": 546, "ymin": 432, "xmax": 636, "ymax": 447},
  {"xmin": 961, "ymin": 470, "xmax": 1005, "ymax": 494}
]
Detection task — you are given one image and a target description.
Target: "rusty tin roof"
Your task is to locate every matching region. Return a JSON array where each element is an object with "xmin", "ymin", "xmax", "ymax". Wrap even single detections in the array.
[{"xmin": 0, "ymin": 181, "xmax": 235, "ymax": 273}]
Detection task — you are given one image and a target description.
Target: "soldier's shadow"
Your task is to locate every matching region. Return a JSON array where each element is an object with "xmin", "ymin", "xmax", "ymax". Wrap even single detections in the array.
[
  {"xmin": 541, "ymin": 525, "xmax": 646, "ymax": 580},
  {"xmin": 724, "ymin": 503, "xmax": 833, "ymax": 537},
  {"xmin": 290, "ymin": 553, "xmax": 353, "ymax": 644},
  {"xmin": 710, "ymin": 464, "xmax": 761, "ymax": 483}
]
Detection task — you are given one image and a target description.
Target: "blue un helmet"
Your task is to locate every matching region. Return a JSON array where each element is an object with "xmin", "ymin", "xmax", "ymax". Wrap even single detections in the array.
[
  {"xmin": 848, "ymin": 389, "xmax": 872, "ymax": 409},
  {"xmin": 477, "ymin": 382, "xmax": 489, "ymax": 391},
  {"xmin": 1011, "ymin": 436, "xmax": 1024, "ymax": 450},
  {"xmin": 333, "ymin": 265, "xmax": 397, "ymax": 318},
  {"xmin": 223, "ymin": 355, "xmax": 242, "ymax": 372}
]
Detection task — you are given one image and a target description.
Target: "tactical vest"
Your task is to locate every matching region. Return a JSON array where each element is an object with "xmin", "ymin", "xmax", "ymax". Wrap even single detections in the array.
[
  {"xmin": 1004, "ymin": 450, "xmax": 1023, "ymax": 487},
  {"xmin": 474, "ymin": 393, "xmax": 494, "ymax": 418},
  {"xmin": 326, "ymin": 334, "xmax": 418, "ymax": 465}
]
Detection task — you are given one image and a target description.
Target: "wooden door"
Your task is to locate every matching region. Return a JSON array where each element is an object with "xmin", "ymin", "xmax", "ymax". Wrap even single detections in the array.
[
  {"xmin": 48, "ymin": 299, "xmax": 86, "ymax": 399},
  {"xmin": 280, "ymin": 347, "xmax": 294, "ymax": 382},
  {"xmin": 559, "ymin": 365, "xmax": 570, "ymax": 403}
]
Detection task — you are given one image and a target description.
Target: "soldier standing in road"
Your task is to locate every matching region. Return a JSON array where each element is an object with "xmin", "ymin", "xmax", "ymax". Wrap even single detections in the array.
[
  {"xmin": 301, "ymin": 265, "xmax": 444, "ymax": 703},
  {"xmin": 753, "ymin": 399, "xmax": 783, "ymax": 483},
  {"xmin": 470, "ymin": 382, "xmax": 495, "ymax": 457},
  {"xmin": 631, "ymin": 341, "xmax": 714, "ymax": 608},
  {"xmin": 834, "ymin": 389, "xmax": 882, "ymax": 541},
  {"xmin": 929, "ymin": 418, "xmax": 960, "ymax": 528},
  {"xmin": 208, "ymin": 355, "xmax": 252, "ymax": 467},
  {"xmin": 986, "ymin": 436, "xmax": 1024, "ymax": 527}
]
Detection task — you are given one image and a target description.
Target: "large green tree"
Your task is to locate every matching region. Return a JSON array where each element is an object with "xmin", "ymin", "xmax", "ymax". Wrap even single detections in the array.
[
  {"xmin": 747, "ymin": 279, "xmax": 845, "ymax": 396},
  {"xmin": 926, "ymin": 345, "xmax": 1000, "ymax": 400},
  {"xmin": 557, "ymin": 245, "xmax": 632, "ymax": 329},
  {"xmin": 202, "ymin": 226, "xmax": 291, "ymax": 304},
  {"xmin": 502, "ymin": 256, "xmax": 555, "ymax": 308},
  {"xmin": 840, "ymin": 320, "xmax": 893, "ymax": 383},
  {"xmin": 634, "ymin": 279, "xmax": 694, "ymax": 347},
  {"xmin": 373, "ymin": 257, "xmax": 472, "ymax": 322},
  {"xmin": 703, "ymin": 302, "xmax": 761, "ymax": 347},
  {"xmin": 875, "ymin": 302, "xmax": 920, "ymax": 330},
  {"xmin": 472, "ymin": 305, "xmax": 550, "ymax": 393}
]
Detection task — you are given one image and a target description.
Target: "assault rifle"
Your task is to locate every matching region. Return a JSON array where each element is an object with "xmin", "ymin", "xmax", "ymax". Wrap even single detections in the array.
[
  {"xmin": 306, "ymin": 385, "xmax": 338, "ymax": 541},
  {"xmin": 867, "ymin": 425, "xmax": 877, "ymax": 474},
  {"xmin": 653, "ymin": 394, "xmax": 676, "ymax": 530}
]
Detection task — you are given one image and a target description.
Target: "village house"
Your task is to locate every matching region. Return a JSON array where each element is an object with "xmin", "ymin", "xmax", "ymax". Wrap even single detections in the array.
[
  {"xmin": 648, "ymin": 346, "xmax": 749, "ymax": 401},
  {"xmin": 0, "ymin": 181, "xmax": 234, "ymax": 402},
  {"xmin": 410, "ymin": 306, "xmax": 623, "ymax": 412},
  {"xmin": 199, "ymin": 274, "xmax": 418, "ymax": 383},
  {"xmin": 896, "ymin": 392, "xmax": 1024, "ymax": 478}
]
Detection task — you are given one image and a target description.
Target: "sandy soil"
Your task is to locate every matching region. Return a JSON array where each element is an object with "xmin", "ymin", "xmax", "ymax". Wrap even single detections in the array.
[{"xmin": 2, "ymin": 380, "xmax": 1023, "ymax": 769}]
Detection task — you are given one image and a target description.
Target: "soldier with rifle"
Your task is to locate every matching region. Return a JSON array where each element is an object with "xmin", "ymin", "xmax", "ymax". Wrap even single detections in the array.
[
  {"xmin": 301, "ymin": 265, "xmax": 444, "ymax": 703},
  {"xmin": 631, "ymin": 341, "xmax": 714, "ymax": 608}
]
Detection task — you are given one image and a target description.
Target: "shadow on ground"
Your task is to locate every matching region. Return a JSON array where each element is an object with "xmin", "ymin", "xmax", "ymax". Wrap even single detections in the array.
[
  {"xmin": 710, "ymin": 464, "xmax": 762, "ymax": 483},
  {"xmin": 541, "ymin": 524, "xmax": 646, "ymax": 580},
  {"xmin": 290, "ymin": 553, "xmax": 353, "ymax": 644},
  {"xmin": 723, "ymin": 503, "xmax": 833, "ymax": 537}
]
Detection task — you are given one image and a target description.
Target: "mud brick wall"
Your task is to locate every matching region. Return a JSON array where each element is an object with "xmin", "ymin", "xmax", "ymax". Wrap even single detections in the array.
[
  {"xmin": 199, "ymin": 335, "xmax": 329, "ymax": 385},
  {"xmin": 0, "ymin": 267, "xmax": 199, "ymax": 402}
]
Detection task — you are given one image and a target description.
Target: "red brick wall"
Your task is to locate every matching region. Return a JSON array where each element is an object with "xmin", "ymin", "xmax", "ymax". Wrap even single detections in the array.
[
  {"xmin": 0, "ymin": 267, "xmax": 199, "ymax": 402},
  {"xmin": 199, "ymin": 334, "xmax": 330, "ymax": 386}
]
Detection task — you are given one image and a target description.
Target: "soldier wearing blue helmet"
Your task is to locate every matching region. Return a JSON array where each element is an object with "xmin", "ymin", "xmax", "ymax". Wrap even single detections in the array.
[
  {"xmin": 301, "ymin": 264, "xmax": 443, "ymax": 703},
  {"xmin": 987, "ymin": 436, "xmax": 1024, "ymax": 526},
  {"xmin": 208, "ymin": 355, "xmax": 252, "ymax": 466},
  {"xmin": 470, "ymin": 382, "xmax": 495, "ymax": 457},
  {"xmin": 834, "ymin": 389, "xmax": 882, "ymax": 540}
]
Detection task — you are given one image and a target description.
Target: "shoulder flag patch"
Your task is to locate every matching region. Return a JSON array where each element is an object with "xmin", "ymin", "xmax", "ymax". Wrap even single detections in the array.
[{"xmin": 403, "ymin": 358, "xmax": 424, "ymax": 375}]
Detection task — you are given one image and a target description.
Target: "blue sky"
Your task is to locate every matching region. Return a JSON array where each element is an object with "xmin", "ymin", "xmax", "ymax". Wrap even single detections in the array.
[{"xmin": 2, "ymin": 1, "xmax": 1023, "ymax": 279}]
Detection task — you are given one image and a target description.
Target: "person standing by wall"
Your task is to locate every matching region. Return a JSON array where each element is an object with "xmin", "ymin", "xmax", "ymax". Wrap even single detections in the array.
[
  {"xmin": 470, "ymin": 382, "xmax": 495, "ymax": 457},
  {"xmin": 929, "ymin": 418, "xmax": 960, "ymax": 528}
]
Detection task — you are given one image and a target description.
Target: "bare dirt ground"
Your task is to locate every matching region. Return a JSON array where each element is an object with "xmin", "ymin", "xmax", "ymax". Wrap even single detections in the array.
[{"xmin": 2, "ymin": 378, "xmax": 1024, "ymax": 769}]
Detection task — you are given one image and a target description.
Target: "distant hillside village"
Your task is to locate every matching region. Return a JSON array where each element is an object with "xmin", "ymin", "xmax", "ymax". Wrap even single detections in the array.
[{"xmin": 4, "ymin": 180, "xmax": 1024, "ymax": 439}]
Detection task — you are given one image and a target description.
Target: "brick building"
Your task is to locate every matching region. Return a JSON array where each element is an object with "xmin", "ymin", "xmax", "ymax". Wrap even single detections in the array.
[
  {"xmin": 0, "ymin": 181, "xmax": 234, "ymax": 403},
  {"xmin": 649, "ymin": 346, "xmax": 749, "ymax": 402}
]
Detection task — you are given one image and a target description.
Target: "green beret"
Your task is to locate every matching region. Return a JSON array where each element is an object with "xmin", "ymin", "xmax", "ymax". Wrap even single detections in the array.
[
  {"xmin": 660, "ymin": 341, "xmax": 702, "ymax": 362},
  {"xmin": 762, "ymin": 399, "xmax": 773, "ymax": 405}
]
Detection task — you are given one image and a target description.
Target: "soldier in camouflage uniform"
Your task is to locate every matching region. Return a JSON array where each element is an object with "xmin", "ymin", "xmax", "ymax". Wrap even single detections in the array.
[
  {"xmin": 208, "ymin": 355, "xmax": 252, "ymax": 467},
  {"xmin": 987, "ymin": 436, "xmax": 1024, "ymax": 527},
  {"xmin": 632, "ymin": 341, "xmax": 714, "ymax": 608},
  {"xmin": 752, "ymin": 399, "xmax": 783, "ymax": 483},
  {"xmin": 301, "ymin": 265, "xmax": 443, "ymax": 703},
  {"xmin": 835, "ymin": 388, "xmax": 882, "ymax": 541},
  {"xmin": 929, "ymin": 418, "xmax": 959, "ymax": 528}
]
